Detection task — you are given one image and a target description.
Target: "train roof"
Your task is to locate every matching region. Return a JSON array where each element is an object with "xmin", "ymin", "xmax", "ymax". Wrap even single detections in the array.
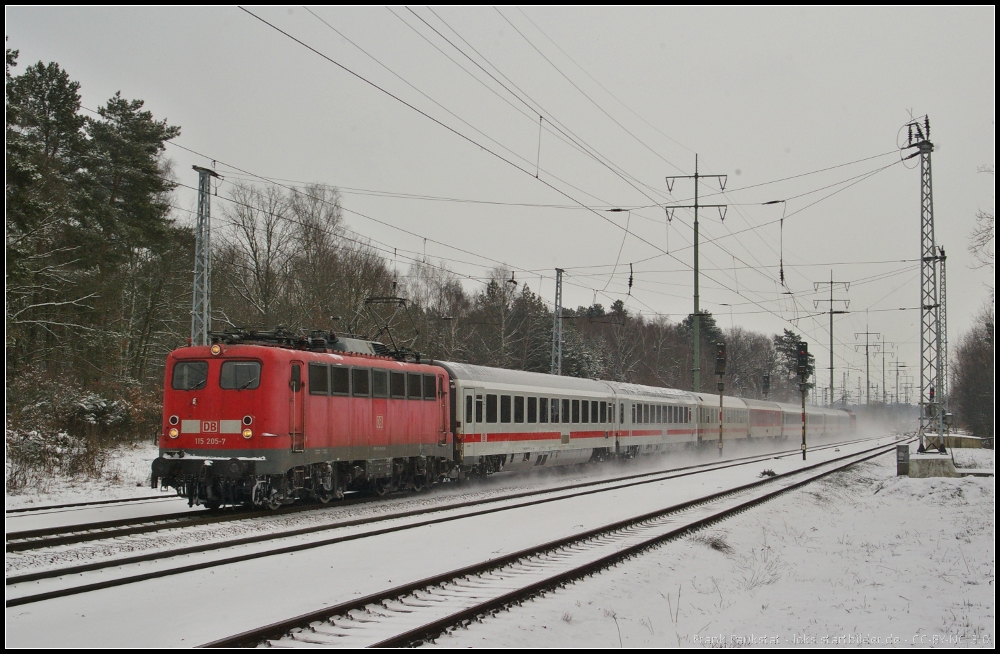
[
  {"xmin": 612, "ymin": 382, "xmax": 696, "ymax": 402},
  {"xmin": 435, "ymin": 361, "xmax": 611, "ymax": 393}
]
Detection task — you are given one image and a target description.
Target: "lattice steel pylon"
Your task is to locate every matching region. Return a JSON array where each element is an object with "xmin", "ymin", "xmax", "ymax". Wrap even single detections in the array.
[
  {"xmin": 939, "ymin": 247, "xmax": 949, "ymax": 416},
  {"xmin": 903, "ymin": 118, "xmax": 946, "ymax": 452},
  {"xmin": 191, "ymin": 166, "xmax": 220, "ymax": 346}
]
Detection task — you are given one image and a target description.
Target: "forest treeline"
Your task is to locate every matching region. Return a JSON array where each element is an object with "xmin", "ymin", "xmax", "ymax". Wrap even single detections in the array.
[{"xmin": 5, "ymin": 52, "xmax": 993, "ymax": 489}]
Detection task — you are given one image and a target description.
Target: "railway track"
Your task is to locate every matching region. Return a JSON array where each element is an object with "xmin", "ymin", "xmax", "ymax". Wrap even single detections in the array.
[
  {"xmin": 5, "ymin": 435, "xmax": 885, "ymax": 609},
  {"xmin": 206, "ymin": 438, "xmax": 910, "ymax": 648},
  {"xmin": 5, "ymin": 494, "xmax": 174, "ymax": 514},
  {"xmin": 5, "ymin": 435, "xmax": 870, "ymax": 553}
]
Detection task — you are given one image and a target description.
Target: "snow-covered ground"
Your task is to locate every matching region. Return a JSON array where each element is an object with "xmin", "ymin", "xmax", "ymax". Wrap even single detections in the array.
[
  {"xmin": 428, "ymin": 449, "xmax": 995, "ymax": 648},
  {"xmin": 4, "ymin": 441, "xmax": 163, "ymax": 510}
]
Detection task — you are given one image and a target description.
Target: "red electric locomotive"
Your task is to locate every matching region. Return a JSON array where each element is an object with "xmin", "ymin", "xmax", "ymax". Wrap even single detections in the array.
[
  {"xmin": 151, "ymin": 331, "xmax": 452, "ymax": 509},
  {"xmin": 152, "ymin": 330, "xmax": 857, "ymax": 509}
]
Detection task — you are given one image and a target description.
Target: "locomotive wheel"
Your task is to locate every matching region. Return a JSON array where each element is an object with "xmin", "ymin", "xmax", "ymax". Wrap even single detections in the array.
[
  {"xmin": 410, "ymin": 476, "xmax": 426, "ymax": 492},
  {"xmin": 373, "ymin": 479, "xmax": 390, "ymax": 497},
  {"xmin": 316, "ymin": 489, "xmax": 333, "ymax": 504},
  {"xmin": 266, "ymin": 491, "xmax": 282, "ymax": 511}
]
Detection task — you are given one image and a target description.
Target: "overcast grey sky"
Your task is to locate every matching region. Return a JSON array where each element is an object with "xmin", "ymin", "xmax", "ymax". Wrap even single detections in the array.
[{"xmin": 6, "ymin": 6, "xmax": 995, "ymax": 397}]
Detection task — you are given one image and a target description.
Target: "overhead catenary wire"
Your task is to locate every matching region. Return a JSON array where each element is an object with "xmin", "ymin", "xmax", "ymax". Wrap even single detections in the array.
[{"xmin": 200, "ymin": 9, "xmax": 902, "ymax": 374}]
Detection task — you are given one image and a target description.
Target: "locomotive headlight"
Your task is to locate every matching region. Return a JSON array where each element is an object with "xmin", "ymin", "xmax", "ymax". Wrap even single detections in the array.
[
  {"xmin": 168, "ymin": 427, "xmax": 179, "ymax": 439},
  {"xmin": 242, "ymin": 428, "xmax": 253, "ymax": 439},
  {"xmin": 210, "ymin": 344, "xmax": 222, "ymax": 356}
]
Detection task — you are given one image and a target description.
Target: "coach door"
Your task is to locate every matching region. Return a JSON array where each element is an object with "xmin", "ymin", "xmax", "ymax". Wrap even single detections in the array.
[
  {"xmin": 463, "ymin": 387, "xmax": 483, "ymax": 452},
  {"xmin": 289, "ymin": 361, "xmax": 305, "ymax": 452}
]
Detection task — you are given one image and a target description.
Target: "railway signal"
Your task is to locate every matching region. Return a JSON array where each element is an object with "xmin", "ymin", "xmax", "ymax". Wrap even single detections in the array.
[
  {"xmin": 715, "ymin": 342, "xmax": 727, "ymax": 376},
  {"xmin": 797, "ymin": 341, "xmax": 809, "ymax": 460},
  {"xmin": 716, "ymin": 341, "xmax": 726, "ymax": 456}
]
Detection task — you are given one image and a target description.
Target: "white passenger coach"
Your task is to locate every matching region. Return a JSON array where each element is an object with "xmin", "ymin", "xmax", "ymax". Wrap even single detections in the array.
[{"xmin": 437, "ymin": 362, "xmax": 854, "ymax": 473}]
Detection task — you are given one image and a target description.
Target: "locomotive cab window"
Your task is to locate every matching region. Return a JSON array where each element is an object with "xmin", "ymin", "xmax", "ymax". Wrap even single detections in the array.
[
  {"xmin": 372, "ymin": 369, "xmax": 388, "ymax": 398},
  {"xmin": 220, "ymin": 361, "xmax": 261, "ymax": 390},
  {"xmin": 172, "ymin": 361, "xmax": 208, "ymax": 390},
  {"xmin": 308, "ymin": 363, "xmax": 329, "ymax": 395}
]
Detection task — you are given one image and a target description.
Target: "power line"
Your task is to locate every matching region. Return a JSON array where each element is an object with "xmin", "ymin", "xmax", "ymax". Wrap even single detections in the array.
[{"xmin": 232, "ymin": 7, "xmax": 908, "ymax": 356}]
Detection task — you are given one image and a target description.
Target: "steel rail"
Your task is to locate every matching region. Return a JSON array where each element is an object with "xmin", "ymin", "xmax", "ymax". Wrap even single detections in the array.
[
  {"xmin": 204, "ymin": 439, "xmax": 908, "ymax": 648},
  {"xmin": 5, "ymin": 434, "xmax": 870, "ymax": 553},
  {"xmin": 5, "ymin": 437, "xmax": 874, "ymax": 606},
  {"xmin": 5, "ymin": 495, "xmax": 175, "ymax": 514}
]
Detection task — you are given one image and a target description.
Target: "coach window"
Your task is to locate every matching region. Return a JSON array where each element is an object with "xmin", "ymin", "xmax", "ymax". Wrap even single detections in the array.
[
  {"xmin": 619, "ymin": 403, "xmax": 624, "ymax": 424},
  {"xmin": 580, "ymin": 400, "xmax": 588, "ymax": 424},
  {"xmin": 172, "ymin": 361, "xmax": 208, "ymax": 391},
  {"xmin": 423, "ymin": 374, "xmax": 437, "ymax": 400},
  {"xmin": 646, "ymin": 404, "xmax": 652, "ymax": 424},
  {"xmin": 656, "ymin": 405, "xmax": 662, "ymax": 423},
  {"xmin": 539, "ymin": 397, "xmax": 549, "ymax": 423},
  {"xmin": 465, "ymin": 395, "xmax": 473, "ymax": 423},
  {"xmin": 500, "ymin": 395, "xmax": 512, "ymax": 423},
  {"xmin": 390, "ymin": 371, "xmax": 406, "ymax": 398},
  {"xmin": 330, "ymin": 366, "xmax": 350, "ymax": 396},
  {"xmin": 476, "ymin": 395, "xmax": 484, "ymax": 422},
  {"xmin": 514, "ymin": 396, "xmax": 525, "ymax": 423},
  {"xmin": 571, "ymin": 399, "xmax": 579, "ymax": 423},
  {"xmin": 220, "ymin": 361, "xmax": 261, "ymax": 390},
  {"xmin": 407, "ymin": 373, "xmax": 423, "ymax": 399},
  {"xmin": 372, "ymin": 369, "xmax": 388, "ymax": 398},
  {"xmin": 486, "ymin": 394, "xmax": 498, "ymax": 423},
  {"xmin": 599, "ymin": 401, "xmax": 606, "ymax": 423},
  {"xmin": 562, "ymin": 399, "xmax": 571, "ymax": 424},
  {"xmin": 527, "ymin": 397, "xmax": 537, "ymax": 423},
  {"xmin": 308, "ymin": 363, "xmax": 329, "ymax": 395},
  {"xmin": 550, "ymin": 398, "xmax": 559, "ymax": 423},
  {"xmin": 352, "ymin": 368, "xmax": 370, "ymax": 396}
]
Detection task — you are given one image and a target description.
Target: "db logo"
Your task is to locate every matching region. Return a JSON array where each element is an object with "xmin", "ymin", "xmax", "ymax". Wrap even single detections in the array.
[
  {"xmin": 376, "ymin": 415, "xmax": 384, "ymax": 429},
  {"xmin": 202, "ymin": 421, "xmax": 219, "ymax": 433}
]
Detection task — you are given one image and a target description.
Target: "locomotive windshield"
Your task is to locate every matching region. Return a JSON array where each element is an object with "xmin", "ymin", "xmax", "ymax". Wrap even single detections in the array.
[
  {"xmin": 171, "ymin": 361, "xmax": 208, "ymax": 390},
  {"xmin": 220, "ymin": 361, "xmax": 261, "ymax": 390}
]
